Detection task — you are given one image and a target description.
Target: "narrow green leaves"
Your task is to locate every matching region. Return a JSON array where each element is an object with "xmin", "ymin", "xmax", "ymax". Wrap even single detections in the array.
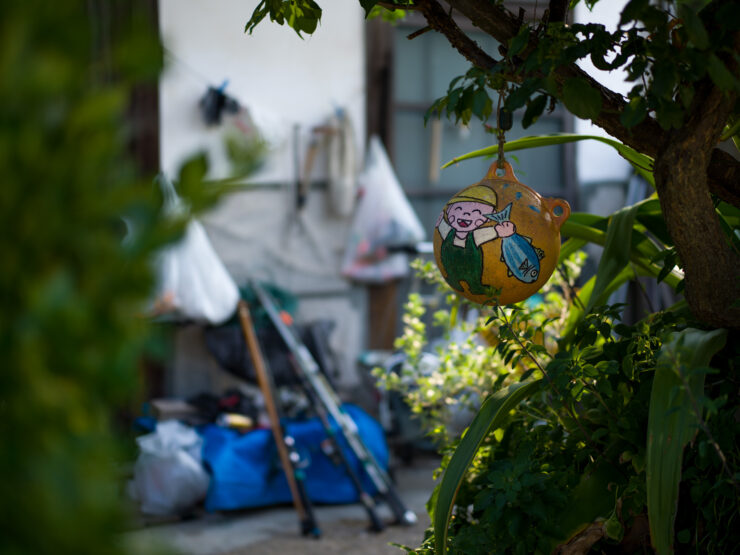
[
  {"xmin": 586, "ymin": 205, "xmax": 638, "ymax": 314},
  {"xmin": 562, "ymin": 78, "xmax": 602, "ymax": 120},
  {"xmin": 441, "ymin": 133, "xmax": 654, "ymax": 187},
  {"xmin": 646, "ymin": 328, "xmax": 727, "ymax": 554},
  {"xmin": 707, "ymin": 54, "xmax": 740, "ymax": 92},
  {"xmin": 433, "ymin": 379, "xmax": 543, "ymax": 554}
]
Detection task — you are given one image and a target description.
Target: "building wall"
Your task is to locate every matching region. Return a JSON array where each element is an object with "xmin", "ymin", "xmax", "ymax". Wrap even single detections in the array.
[
  {"xmin": 158, "ymin": 0, "xmax": 370, "ymax": 397},
  {"xmin": 159, "ymin": 0, "xmax": 366, "ymax": 183}
]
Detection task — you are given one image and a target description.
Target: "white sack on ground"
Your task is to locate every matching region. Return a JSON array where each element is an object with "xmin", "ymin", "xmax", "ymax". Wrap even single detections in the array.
[{"xmin": 128, "ymin": 420, "xmax": 210, "ymax": 516}]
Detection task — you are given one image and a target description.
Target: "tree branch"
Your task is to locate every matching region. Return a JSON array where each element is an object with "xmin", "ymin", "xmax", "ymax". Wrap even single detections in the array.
[
  {"xmin": 653, "ymin": 79, "xmax": 740, "ymax": 328},
  {"xmin": 418, "ymin": 0, "xmax": 740, "ymax": 207},
  {"xmin": 414, "ymin": 0, "xmax": 500, "ymax": 72},
  {"xmin": 446, "ymin": 0, "xmax": 668, "ymax": 156}
]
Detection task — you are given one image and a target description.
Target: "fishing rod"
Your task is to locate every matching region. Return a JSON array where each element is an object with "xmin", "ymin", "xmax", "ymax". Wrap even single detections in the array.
[
  {"xmin": 237, "ymin": 299, "xmax": 320, "ymax": 538},
  {"xmin": 251, "ymin": 281, "xmax": 418, "ymax": 526},
  {"xmin": 285, "ymin": 343, "xmax": 386, "ymax": 532}
]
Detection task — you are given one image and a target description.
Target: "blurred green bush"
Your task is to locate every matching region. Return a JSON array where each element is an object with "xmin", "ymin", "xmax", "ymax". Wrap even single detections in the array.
[{"xmin": 0, "ymin": 3, "xmax": 218, "ymax": 553}]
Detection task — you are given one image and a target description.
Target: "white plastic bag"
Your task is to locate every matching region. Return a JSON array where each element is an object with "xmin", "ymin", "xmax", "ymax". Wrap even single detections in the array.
[
  {"xmin": 152, "ymin": 174, "xmax": 239, "ymax": 324},
  {"xmin": 341, "ymin": 137, "xmax": 425, "ymax": 282},
  {"xmin": 129, "ymin": 420, "xmax": 210, "ymax": 516}
]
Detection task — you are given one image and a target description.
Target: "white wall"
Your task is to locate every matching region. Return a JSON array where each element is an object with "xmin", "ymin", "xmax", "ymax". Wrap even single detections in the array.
[
  {"xmin": 158, "ymin": 0, "xmax": 371, "ymax": 394},
  {"xmin": 159, "ymin": 0, "xmax": 366, "ymax": 183}
]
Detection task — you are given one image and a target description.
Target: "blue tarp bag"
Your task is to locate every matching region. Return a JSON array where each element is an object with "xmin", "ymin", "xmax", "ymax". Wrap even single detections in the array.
[
  {"xmin": 201, "ymin": 404, "xmax": 387, "ymax": 511},
  {"xmin": 487, "ymin": 203, "xmax": 541, "ymax": 283}
]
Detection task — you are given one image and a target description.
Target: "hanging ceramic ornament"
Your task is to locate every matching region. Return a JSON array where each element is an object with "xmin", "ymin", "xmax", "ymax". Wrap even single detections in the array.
[{"xmin": 433, "ymin": 161, "xmax": 570, "ymax": 305}]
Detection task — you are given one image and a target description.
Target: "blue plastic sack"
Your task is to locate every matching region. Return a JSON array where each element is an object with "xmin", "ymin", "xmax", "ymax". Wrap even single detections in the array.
[
  {"xmin": 201, "ymin": 404, "xmax": 388, "ymax": 511},
  {"xmin": 487, "ymin": 203, "xmax": 541, "ymax": 283}
]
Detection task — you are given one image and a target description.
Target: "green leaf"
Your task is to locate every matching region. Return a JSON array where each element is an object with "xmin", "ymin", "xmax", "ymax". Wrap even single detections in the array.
[
  {"xmin": 550, "ymin": 462, "xmax": 625, "ymax": 549},
  {"xmin": 621, "ymin": 96, "xmax": 648, "ymax": 128},
  {"xmin": 442, "ymin": 133, "xmax": 654, "ymax": 187},
  {"xmin": 655, "ymin": 98, "xmax": 685, "ymax": 130},
  {"xmin": 647, "ymin": 328, "xmax": 727, "ymax": 555},
  {"xmin": 433, "ymin": 380, "xmax": 543, "ymax": 554},
  {"xmin": 245, "ymin": 0, "xmax": 322, "ymax": 38},
  {"xmin": 678, "ymin": 5, "xmax": 709, "ymax": 50},
  {"xmin": 620, "ymin": 0, "xmax": 649, "ymax": 25},
  {"xmin": 586, "ymin": 204, "xmax": 638, "ymax": 314},
  {"xmin": 471, "ymin": 88, "xmax": 492, "ymax": 120},
  {"xmin": 651, "ymin": 63, "xmax": 676, "ymax": 98},
  {"xmin": 359, "ymin": 0, "xmax": 380, "ymax": 16},
  {"xmin": 509, "ymin": 26, "xmax": 530, "ymax": 56},
  {"xmin": 558, "ymin": 237, "xmax": 588, "ymax": 264},
  {"xmin": 707, "ymin": 54, "xmax": 739, "ymax": 92},
  {"xmin": 522, "ymin": 94, "xmax": 548, "ymax": 128},
  {"xmin": 562, "ymin": 78, "xmax": 602, "ymax": 120},
  {"xmin": 559, "ymin": 266, "xmax": 636, "ymax": 345}
]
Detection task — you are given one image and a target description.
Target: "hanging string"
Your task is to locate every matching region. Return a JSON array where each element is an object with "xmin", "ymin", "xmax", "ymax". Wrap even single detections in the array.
[{"xmin": 496, "ymin": 87, "xmax": 512, "ymax": 169}]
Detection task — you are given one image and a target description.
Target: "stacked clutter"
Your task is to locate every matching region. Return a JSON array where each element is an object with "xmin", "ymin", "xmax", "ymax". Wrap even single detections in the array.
[{"xmin": 127, "ymin": 292, "xmax": 392, "ymax": 521}]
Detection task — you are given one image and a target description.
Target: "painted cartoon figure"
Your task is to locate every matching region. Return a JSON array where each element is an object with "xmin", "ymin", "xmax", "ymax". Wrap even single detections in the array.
[{"xmin": 436, "ymin": 185, "xmax": 544, "ymax": 296}]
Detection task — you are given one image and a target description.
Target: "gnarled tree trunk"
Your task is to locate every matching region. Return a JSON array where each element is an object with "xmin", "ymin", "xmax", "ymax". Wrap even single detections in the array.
[{"xmin": 653, "ymin": 84, "xmax": 740, "ymax": 328}]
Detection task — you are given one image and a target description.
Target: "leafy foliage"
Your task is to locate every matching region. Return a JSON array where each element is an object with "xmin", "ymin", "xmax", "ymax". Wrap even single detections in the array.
[
  {"xmin": 245, "ymin": 1, "xmax": 740, "ymax": 552},
  {"xmin": 373, "ymin": 254, "xmax": 583, "ymax": 446},
  {"xmin": 391, "ymin": 273, "xmax": 738, "ymax": 553},
  {"xmin": 0, "ymin": 3, "xmax": 220, "ymax": 553},
  {"xmin": 245, "ymin": 0, "xmax": 323, "ymax": 37}
]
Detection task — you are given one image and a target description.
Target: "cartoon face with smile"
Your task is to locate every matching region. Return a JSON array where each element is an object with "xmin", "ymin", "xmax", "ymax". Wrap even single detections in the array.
[{"xmin": 446, "ymin": 200, "xmax": 493, "ymax": 235}]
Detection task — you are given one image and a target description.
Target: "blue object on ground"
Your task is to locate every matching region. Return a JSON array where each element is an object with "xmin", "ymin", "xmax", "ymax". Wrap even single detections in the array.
[{"xmin": 201, "ymin": 404, "xmax": 388, "ymax": 511}]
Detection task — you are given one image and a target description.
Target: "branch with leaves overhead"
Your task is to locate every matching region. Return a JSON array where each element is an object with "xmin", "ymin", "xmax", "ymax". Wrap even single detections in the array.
[{"xmin": 244, "ymin": 0, "xmax": 740, "ymax": 328}]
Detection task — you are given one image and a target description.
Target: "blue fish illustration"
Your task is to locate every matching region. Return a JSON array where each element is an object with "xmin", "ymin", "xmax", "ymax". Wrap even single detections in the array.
[{"xmin": 486, "ymin": 203, "xmax": 543, "ymax": 283}]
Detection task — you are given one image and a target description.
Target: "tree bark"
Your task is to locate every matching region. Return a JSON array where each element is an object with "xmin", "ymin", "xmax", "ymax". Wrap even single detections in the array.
[{"xmin": 653, "ymin": 82, "xmax": 740, "ymax": 328}]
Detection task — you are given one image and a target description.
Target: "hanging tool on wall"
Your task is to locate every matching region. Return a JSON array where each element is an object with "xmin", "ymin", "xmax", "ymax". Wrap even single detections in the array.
[
  {"xmin": 276, "ymin": 124, "xmax": 336, "ymax": 278},
  {"xmin": 237, "ymin": 299, "xmax": 321, "ymax": 538},
  {"xmin": 199, "ymin": 80, "xmax": 240, "ymax": 126},
  {"xmin": 251, "ymin": 280, "xmax": 418, "ymax": 527}
]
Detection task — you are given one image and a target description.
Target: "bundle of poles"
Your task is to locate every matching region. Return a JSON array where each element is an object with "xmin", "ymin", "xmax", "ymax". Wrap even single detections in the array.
[{"xmin": 236, "ymin": 280, "xmax": 416, "ymax": 538}]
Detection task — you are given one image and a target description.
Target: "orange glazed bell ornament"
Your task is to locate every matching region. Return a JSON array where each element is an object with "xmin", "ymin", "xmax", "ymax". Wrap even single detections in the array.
[{"xmin": 433, "ymin": 160, "xmax": 570, "ymax": 306}]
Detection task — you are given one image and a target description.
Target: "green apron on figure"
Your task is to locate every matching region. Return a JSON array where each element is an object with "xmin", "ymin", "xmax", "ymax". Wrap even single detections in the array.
[{"xmin": 440, "ymin": 231, "xmax": 487, "ymax": 295}]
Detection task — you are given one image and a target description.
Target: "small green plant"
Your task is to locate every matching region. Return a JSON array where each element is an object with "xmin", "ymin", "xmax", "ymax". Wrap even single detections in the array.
[
  {"xmin": 394, "ymin": 300, "xmax": 738, "ymax": 554},
  {"xmin": 374, "ymin": 252, "xmax": 584, "ymax": 447},
  {"xmin": 383, "ymin": 252, "xmax": 738, "ymax": 554}
]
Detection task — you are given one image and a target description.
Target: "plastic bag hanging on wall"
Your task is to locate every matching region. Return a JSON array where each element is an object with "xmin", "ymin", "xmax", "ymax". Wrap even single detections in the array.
[
  {"xmin": 151, "ymin": 174, "xmax": 240, "ymax": 324},
  {"xmin": 341, "ymin": 137, "xmax": 425, "ymax": 283}
]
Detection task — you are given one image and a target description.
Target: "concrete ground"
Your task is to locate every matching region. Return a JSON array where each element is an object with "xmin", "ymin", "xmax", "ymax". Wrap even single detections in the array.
[{"xmin": 125, "ymin": 455, "xmax": 439, "ymax": 555}]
